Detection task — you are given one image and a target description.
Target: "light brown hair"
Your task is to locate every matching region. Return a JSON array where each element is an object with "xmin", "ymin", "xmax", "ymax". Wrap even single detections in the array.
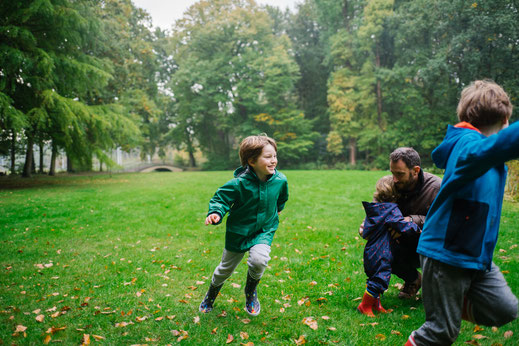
[
  {"xmin": 457, "ymin": 80, "xmax": 513, "ymax": 128},
  {"xmin": 239, "ymin": 134, "xmax": 277, "ymax": 167},
  {"xmin": 374, "ymin": 175, "xmax": 399, "ymax": 203}
]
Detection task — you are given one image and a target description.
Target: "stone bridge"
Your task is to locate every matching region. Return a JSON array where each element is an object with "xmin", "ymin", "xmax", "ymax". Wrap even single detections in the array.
[{"xmin": 122, "ymin": 163, "xmax": 183, "ymax": 173}]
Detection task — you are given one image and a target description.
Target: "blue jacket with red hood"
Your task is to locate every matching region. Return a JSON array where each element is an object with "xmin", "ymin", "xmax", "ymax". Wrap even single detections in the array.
[{"xmin": 417, "ymin": 121, "xmax": 519, "ymax": 270}]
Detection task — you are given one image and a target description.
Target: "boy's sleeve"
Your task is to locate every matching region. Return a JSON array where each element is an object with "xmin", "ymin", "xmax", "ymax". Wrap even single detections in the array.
[
  {"xmin": 208, "ymin": 180, "xmax": 238, "ymax": 224},
  {"xmin": 277, "ymin": 180, "xmax": 289, "ymax": 212},
  {"xmin": 456, "ymin": 121, "xmax": 519, "ymax": 180}
]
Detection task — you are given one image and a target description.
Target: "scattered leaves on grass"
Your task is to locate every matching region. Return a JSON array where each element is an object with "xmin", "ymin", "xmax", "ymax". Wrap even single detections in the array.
[
  {"xmin": 473, "ymin": 325, "xmax": 484, "ymax": 333},
  {"xmin": 302, "ymin": 317, "xmax": 318, "ymax": 330},
  {"xmin": 13, "ymin": 325, "xmax": 27, "ymax": 337},
  {"xmin": 504, "ymin": 330, "xmax": 513, "ymax": 338},
  {"xmin": 240, "ymin": 331, "xmax": 249, "ymax": 340},
  {"xmin": 231, "ymin": 283, "xmax": 241, "ymax": 288},
  {"xmin": 218, "ymin": 311, "xmax": 227, "ymax": 318},
  {"xmin": 92, "ymin": 335, "xmax": 105, "ymax": 341},
  {"xmin": 298, "ymin": 297, "xmax": 309, "ymax": 306},
  {"xmin": 115, "ymin": 321, "xmax": 134, "ymax": 328},
  {"xmin": 241, "ymin": 318, "xmax": 251, "ymax": 324},
  {"xmin": 294, "ymin": 334, "xmax": 307, "ymax": 344},
  {"xmin": 43, "ymin": 334, "xmax": 52, "ymax": 344},
  {"xmin": 391, "ymin": 330, "xmax": 402, "ymax": 336},
  {"xmin": 172, "ymin": 330, "xmax": 189, "ymax": 342},
  {"xmin": 309, "ymin": 281, "xmax": 317, "ymax": 286},
  {"xmin": 464, "ymin": 340, "xmax": 480, "ymax": 345}
]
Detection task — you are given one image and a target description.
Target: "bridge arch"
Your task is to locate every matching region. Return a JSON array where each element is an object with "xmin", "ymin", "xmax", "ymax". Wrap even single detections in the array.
[{"xmin": 139, "ymin": 165, "xmax": 183, "ymax": 173}]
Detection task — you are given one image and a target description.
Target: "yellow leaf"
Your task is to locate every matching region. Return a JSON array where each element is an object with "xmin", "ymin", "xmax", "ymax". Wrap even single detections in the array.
[
  {"xmin": 43, "ymin": 334, "xmax": 51, "ymax": 344},
  {"xmin": 375, "ymin": 334, "xmax": 386, "ymax": 341},
  {"xmin": 212, "ymin": 328, "xmax": 218, "ymax": 334},
  {"xmin": 473, "ymin": 325, "xmax": 484, "ymax": 332},
  {"xmin": 472, "ymin": 334, "xmax": 487, "ymax": 340},
  {"xmin": 402, "ymin": 315, "xmax": 410, "ymax": 320},
  {"xmin": 92, "ymin": 335, "xmax": 105, "ymax": 341},
  {"xmin": 309, "ymin": 281, "xmax": 317, "ymax": 286},
  {"xmin": 81, "ymin": 334, "xmax": 90, "ymax": 345},
  {"xmin": 294, "ymin": 335, "xmax": 306, "ymax": 345},
  {"xmin": 226, "ymin": 334, "xmax": 234, "ymax": 343},
  {"xmin": 391, "ymin": 330, "xmax": 402, "ymax": 336}
]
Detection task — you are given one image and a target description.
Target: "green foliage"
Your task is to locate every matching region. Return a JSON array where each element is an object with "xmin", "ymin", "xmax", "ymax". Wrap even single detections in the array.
[
  {"xmin": 507, "ymin": 160, "xmax": 519, "ymax": 201},
  {"xmin": 1, "ymin": 171, "xmax": 517, "ymax": 344}
]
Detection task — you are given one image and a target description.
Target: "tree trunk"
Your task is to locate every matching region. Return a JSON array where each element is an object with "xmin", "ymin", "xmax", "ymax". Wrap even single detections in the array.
[
  {"xmin": 375, "ymin": 43, "xmax": 383, "ymax": 130},
  {"xmin": 349, "ymin": 137, "xmax": 357, "ymax": 166},
  {"xmin": 67, "ymin": 153, "xmax": 74, "ymax": 173},
  {"xmin": 185, "ymin": 129, "xmax": 197, "ymax": 167},
  {"xmin": 49, "ymin": 142, "xmax": 57, "ymax": 176},
  {"xmin": 99, "ymin": 161, "xmax": 103, "ymax": 172},
  {"xmin": 10, "ymin": 131, "xmax": 16, "ymax": 174},
  {"xmin": 39, "ymin": 141, "xmax": 45, "ymax": 174},
  {"xmin": 22, "ymin": 135, "xmax": 34, "ymax": 178}
]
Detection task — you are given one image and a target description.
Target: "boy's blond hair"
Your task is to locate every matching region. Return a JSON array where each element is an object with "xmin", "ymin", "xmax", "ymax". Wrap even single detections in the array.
[
  {"xmin": 239, "ymin": 134, "xmax": 277, "ymax": 167},
  {"xmin": 457, "ymin": 80, "xmax": 513, "ymax": 128},
  {"xmin": 374, "ymin": 175, "xmax": 399, "ymax": 203}
]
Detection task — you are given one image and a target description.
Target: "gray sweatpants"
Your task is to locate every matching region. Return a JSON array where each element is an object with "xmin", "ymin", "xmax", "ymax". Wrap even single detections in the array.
[
  {"xmin": 412, "ymin": 255, "xmax": 518, "ymax": 345},
  {"xmin": 211, "ymin": 244, "xmax": 271, "ymax": 287}
]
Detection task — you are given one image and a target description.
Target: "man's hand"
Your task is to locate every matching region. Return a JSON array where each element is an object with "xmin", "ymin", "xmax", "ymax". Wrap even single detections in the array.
[
  {"xmin": 359, "ymin": 221, "xmax": 364, "ymax": 237},
  {"xmin": 205, "ymin": 213, "xmax": 221, "ymax": 225}
]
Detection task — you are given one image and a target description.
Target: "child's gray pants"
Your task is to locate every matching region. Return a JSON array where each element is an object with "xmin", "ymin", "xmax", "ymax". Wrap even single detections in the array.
[
  {"xmin": 211, "ymin": 244, "xmax": 271, "ymax": 287},
  {"xmin": 412, "ymin": 255, "xmax": 518, "ymax": 345}
]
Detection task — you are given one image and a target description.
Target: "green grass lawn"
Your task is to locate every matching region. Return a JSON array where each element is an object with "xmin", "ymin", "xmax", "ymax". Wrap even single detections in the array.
[{"xmin": 1, "ymin": 171, "xmax": 518, "ymax": 345}]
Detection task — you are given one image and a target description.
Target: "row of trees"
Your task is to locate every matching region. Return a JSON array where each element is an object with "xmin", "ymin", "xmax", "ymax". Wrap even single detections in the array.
[{"xmin": 1, "ymin": 0, "xmax": 518, "ymax": 176}]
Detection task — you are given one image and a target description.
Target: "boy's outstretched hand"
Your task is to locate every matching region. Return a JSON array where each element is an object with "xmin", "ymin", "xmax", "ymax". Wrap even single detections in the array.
[{"xmin": 205, "ymin": 213, "xmax": 221, "ymax": 225}]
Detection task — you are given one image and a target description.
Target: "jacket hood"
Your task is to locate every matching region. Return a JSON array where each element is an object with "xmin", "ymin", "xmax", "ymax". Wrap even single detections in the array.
[{"xmin": 432, "ymin": 125, "xmax": 481, "ymax": 169}]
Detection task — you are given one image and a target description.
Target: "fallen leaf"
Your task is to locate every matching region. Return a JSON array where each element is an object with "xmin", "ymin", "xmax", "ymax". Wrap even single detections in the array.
[
  {"xmin": 492, "ymin": 327, "xmax": 499, "ymax": 333},
  {"xmin": 15, "ymin": 325, "xmax": 27, "ymax": 333},
  {"xmin": 166, "ymin": 315, "xmax": 176, "ymax": 320},
  {"xmin": 473, "ymin": 325, "xmax": 484, "ymax": 333},
  {"xmin": 241, "ymin": 318, "xmax": 251, "ymax": 324},
  {"xmin": 43, "ymin": 334, "xmax": 51, "ymax": 344},
  {"xmin": 226, "ymin": 334, "xmax": 234, "ymax": 343},
  {"xmin": 375, "ymin": 334, "xmax": 386, "ymax": 341},
  {"xmin": 46, "ymin": 326, "xmax": 66, "ymax": 334},
  {"xmin": 135, "ymin": 316, "xmax": 147, "ymax": 322},
  {"xmin": 327, "ymin": 327, "xmax": 337, "ymax": 331},
  {"xmin": 321, "ymin": 316, "xmax": 330, "ymax": 320},
  {"xmin": 193, "ymin": 316, "xmax": 200, "ymax": 324},
  {"xmin": 155, "ymin": 316, "xmax": 164, "ymax": 321},
  {"xmin": 92, "ymin": 335, "xmax": 105, "ymax": 341},
  {"xmin": 36, "ymin": 314, "xmax": 45, "ymax": 322},
  {"xmin": 240, "ymin": 331, "xmax": 249, "ymax": 340},
  {"xmin": 81, "ymin": 334, "xmax": 90, "ymax": 345},
  {"xmin": 464, "ymin": 340, "xmax": 480, "ymax": 345},
  {"xmin": 402, "ymin": 315, "xmax": 410, "ymax": 320},
  {"xmin": 298, "ymin": 297, "xmax": 309, "ymax": 306},
  {"xmin": 391, "ymin": 330, "xmax": 402, "ymax": 336},
  {"xmin": 218, "ymin": 311, "xmax": 227, "ymax": 317},
  {"xmin": 177, "ymin": 330, "xmax": 188, "ymax": 342},
  {"xmin": 294, "ymin": 335, "xmax": 307, "ymax": 345},
  {"xmin": 196, "ymin": 281, "xmax": 205, "ymax": 285},
  {"xmin": 472, "ymin": 334, "xmax": 487, "ymax": 340},
  {"xmin": 309, "ymin": 281, "xmax": 317, "ymax": 286},
  {"xmin": 231, "ymin": 283, "xmax": 241, "ymax": 288},
  {"xmin": 504, "ymin": 330, "xmax": 513, "ymax": 338},
  {"xmin": 32, "ymin": 309, "xmax": 41, "ymax": 314},
  {"xmin": 212, "ymin": 328, "xmax": 218, "ymax": 334},
  {"xmin": 302, "ymin": 317, "xmax": 318, "ymax": 330},
  {"xmin": 115, "ymin": 321, "xmax": 134, "ymax": 328},
  {"xmin": 242, "ymin": 342, "xmax": 254, "ymax": 346},
  {"xmin": 172, "ymin": 330, "xmax": 181, "ymax": 336}
]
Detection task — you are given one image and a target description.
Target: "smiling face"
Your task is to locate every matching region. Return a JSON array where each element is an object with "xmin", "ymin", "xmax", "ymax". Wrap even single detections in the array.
[
  {"xmin": 390, "ymin": 159, "xmax": 420, "ymax": 192},
  {"xmin": 248, "ymin": 144, "xmax": 277, "ymax": 181}
]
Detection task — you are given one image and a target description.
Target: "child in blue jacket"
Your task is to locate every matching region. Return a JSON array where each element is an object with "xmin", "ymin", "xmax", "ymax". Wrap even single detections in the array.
[
  {"xmin": 358, "ymin": 176, "xmax": 420, "ymax": 317},
  {"xmin": 407, "ymin": 80, "xmax": 518, "ymax": 345},
  {"xmin": 199, "ymin": 135, "xmax": 288, "ymax": 316}
]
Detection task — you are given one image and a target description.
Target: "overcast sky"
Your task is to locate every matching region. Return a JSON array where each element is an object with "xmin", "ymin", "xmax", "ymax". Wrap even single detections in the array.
[{"xmin": 132, "ymin": 0, "xmax": 300, "ymax": 31}]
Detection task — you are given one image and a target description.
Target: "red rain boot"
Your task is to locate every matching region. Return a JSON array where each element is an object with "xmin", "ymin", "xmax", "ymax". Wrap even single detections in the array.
[
  {"xmin": 357, "ymin": 291, "xmax": 377, "ymax": 317},
  {"xmin": 373, "ymin": 296, "xmax": 392, "ymax": 314}
]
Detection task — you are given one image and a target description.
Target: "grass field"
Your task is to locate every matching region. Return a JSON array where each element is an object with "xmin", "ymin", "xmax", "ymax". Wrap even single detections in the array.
[{"xmin": 1, "ymin": 171, "xmax": 518, "ymax": 345}]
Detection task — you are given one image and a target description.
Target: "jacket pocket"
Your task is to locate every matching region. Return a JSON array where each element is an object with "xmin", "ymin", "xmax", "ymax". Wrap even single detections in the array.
[{"xmin": 443, "ymin": 199, "xmax": 488, "ymax": 257}]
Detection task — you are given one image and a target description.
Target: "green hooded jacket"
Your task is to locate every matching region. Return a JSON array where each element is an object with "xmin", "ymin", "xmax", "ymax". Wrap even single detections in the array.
[{"xmin": 207, "ymin": 166, "xmax": 289, "ymax": 252}]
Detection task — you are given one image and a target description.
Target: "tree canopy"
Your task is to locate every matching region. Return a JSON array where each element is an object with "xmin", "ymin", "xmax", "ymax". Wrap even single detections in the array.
[{"xmin": 1, "ymin": 0, "xmax": 518, "ymax": 174}]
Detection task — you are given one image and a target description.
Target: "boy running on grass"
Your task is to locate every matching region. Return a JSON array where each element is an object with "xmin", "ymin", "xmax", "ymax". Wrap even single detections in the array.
[
  {"xmin": 358, "ymin": 176, "xmax": 420, "ymax": 317},
  {"xmin": 199, "ymin": 134, "xmax": 289, "ymax": 316},
  {"xmin": 407, "ymin": 80, "xmax": 518, "ymax": 345}
]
